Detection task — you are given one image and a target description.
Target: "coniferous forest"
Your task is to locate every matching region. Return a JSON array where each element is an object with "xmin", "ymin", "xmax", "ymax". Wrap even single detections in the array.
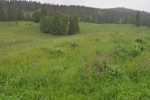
[{"xmin": 0, "ymin": 0, "xmax": 150, "ymax": 27}]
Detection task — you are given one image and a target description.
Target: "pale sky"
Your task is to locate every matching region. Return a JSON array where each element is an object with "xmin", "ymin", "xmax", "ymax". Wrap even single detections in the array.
[{"xmin": 28, "ymin": 0, "xmax": 150, "ymax": 12}]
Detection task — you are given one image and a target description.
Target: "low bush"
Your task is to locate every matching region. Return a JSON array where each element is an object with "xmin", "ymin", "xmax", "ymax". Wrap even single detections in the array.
[
  {"xmin": 82, "ymin": 60, "xmax": 121, "ymax": 81},
  {"xmin": 135, "ymin": 38, "xmax": 143, "ymax": 43},
  {"xmin": 115, "ymin": 43, "xmax": 127, "ymax": 57},
  {"xmin": 114, "ymin": 39, "xmax": 144, "ymax": 58},
  {"xmin": 128, "ymin": 47, "xmax": 141, "ymax": 57},
  {"xmin": 70, "ymin": 41, "xmax": 79, "ymax": 49},
  {"xmin": 50, "ymin": 48, "xmax": 64, "ymax": 57},
  {"xmin": 128, "ymin": 43, "xmax": 144, "ymax": 57}
]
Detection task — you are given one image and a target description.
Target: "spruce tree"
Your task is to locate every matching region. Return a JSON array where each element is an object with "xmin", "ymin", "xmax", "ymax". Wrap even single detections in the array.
[
  {"xmin": 61, "ymin": 16, "xmax": 68, "ymax": 35},
  {"xmin": 0, "ymin": 6, "xmax": 6, "ymax": 21},
  {"xmin": 68, "ymin": 16, "xmax": 79, "ymax": 35},
  {"xmin": 32, "ymin": 10, "xmax": 41, "ymax": 23},
  {"xmin": 40, "ymin": 17, "xmax": 48, "ymax": 33},
  {"xmin": 7, "ymin": 7, "xmax": 17, "ymax": 21},
  {"xmin": 135, "ymin": 11, "xmax": 140, "ymax": 27},
  {"xmin": 40, "ymin": 16, "xmax": 52, "ymax": 33},
  {"xmin": 26, "ymin": 13, "xmax": 31, "ymax": 21},
  {"xmin": 41, "ymin": 7, "xmax": 48, "ymax": 17},
  {"xmin": 74, "ymin": 16, "xmax": 80, "ymax": 32},
  {"xmin": 51, "ymin": 15, "xmax": 62, "ymax": 35},
  {"xmin": 148, "ymin": 20, "xmax": 150, "ymax": 28},
  {"xmin": 17, "ymin": 9, "xmax": 24, "ymax": 21}
]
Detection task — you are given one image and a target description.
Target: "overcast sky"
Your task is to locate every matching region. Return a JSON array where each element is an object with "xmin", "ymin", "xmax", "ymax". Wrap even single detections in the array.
[{"xmin": 28, "ymin": 0, "xmax": 150, "ymax": 12}]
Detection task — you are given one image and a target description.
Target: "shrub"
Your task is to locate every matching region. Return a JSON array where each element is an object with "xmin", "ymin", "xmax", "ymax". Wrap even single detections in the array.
[
  {"xmin": 128, "ymin": 43, "xmax": 143, "ymax": 57},
  {"xmin": 115, "ymin": 43, "xmax": 127, "ymax": 57},
  {"xmin": 82, "ymin": 60, "xmax": 120, "ymax": 80},
  {"xmin": 114, "ymin": 39, "xmax": 144, "ymax": 58},
  {"xmin": 135, "ymin": 38, "xmax": 143, "ymax": 43},
  {"xmin": 70, "ymin": 41, "xmax": 79, "ymax": 49},
  {"xmin": 128, "ymin": 47, "xmax": 141, "ymax": 57},
  {"xmin": 50, "ymin": 48, "xmax": 63, "ymax": 56}
]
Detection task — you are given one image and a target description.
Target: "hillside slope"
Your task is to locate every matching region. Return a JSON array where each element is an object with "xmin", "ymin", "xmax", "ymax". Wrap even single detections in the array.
[{"xmin": 0, "ymin": 22, "xmax": 150, "ymax": 99}]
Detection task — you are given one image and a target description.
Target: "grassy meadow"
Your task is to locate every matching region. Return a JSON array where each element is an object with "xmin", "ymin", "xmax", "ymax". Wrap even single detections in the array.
[{"xmin": 0, "ymin": 21, "xmax": 150, "ymax": 100}]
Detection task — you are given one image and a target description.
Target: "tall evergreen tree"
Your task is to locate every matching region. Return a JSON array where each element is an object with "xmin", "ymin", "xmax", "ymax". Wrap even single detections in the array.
[
  {"xmin": 41, "ymin": 7, "xmax": 48, "ymax": 17},
  {"xmin": 135, "ymin": 11, "xmax": 140, "ymax": 27},
  {"xmin": 26, "ymin": 13, "xmax": 31, "ymax": 21},
  {"xmin": 40, "ymin": 16, "xmax": 52, "ymax": 33},
  {"xmin": 68, "ymin": 16, "xmax": 79, "ymax": 35},
  {"xmin": 61, "ymin": 16, "xmax": 68, "ymax": 35},
  {"xmin": 0, "ymin": 6, "xmax": 6, "ymax": 21},
  {"xmin": 147, "ymin": 20, "xmax": 150, "ymax": 28},
  {"xmin": 74, "ymin": 16, "xmax": 80, "ymax": 32},
  {"xmin": 51, "ymin": 15, "xmax": 63, "ymax": 35},
  {"xmin": 7, "ymin": 7, "xmax": 17, "ymax": 21},
  {"xmin": 32, "ymin": 10, "xmax": 41, "ymax": 23},
  {"xmin": 17, "ymin": 9, "xmax": 24, "ymax": 20}
]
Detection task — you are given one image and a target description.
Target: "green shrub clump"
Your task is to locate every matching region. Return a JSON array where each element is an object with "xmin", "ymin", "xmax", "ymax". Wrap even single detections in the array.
[
  {"xmin": 50, "ymin": 48, "xmax": 64, "ymax": 57},
  {"xmin": 114, "ymin": 40, "xmax": 144, "ymax": 58},
  {"xmin": 128, "ymin": 43, "xmax": 144, "ymax": 57},
  {"xmin": 70, "ymin": 41, "xmax": 79, "ymax": 49}
]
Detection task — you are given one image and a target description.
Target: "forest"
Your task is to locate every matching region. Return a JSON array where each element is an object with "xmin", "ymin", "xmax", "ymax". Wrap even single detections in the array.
[{"xmin": 0, "ymin": 0, "xmax": 150, "ymax": 26}]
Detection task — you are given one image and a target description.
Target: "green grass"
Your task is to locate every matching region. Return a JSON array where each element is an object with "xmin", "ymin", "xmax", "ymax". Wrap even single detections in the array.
[{"xmin": 0, "ymin": 21, "xmax": 150, "ymax": 100}]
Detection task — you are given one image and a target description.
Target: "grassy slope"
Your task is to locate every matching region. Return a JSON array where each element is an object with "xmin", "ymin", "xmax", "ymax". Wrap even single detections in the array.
[{"xmin": 0, "ymin": 22, "xmax": 149, "ymax": 100}]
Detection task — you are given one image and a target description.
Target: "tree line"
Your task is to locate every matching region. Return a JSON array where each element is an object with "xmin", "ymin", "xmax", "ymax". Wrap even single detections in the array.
[{"xmin": 0, "ymin": 0, "xmax": 150, "ymax": 27}]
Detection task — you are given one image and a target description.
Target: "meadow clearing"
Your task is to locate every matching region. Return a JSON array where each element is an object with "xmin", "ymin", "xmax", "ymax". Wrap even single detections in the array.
[{"xmin": 0, "ymin": 21, "xmax": 150, "ymax": 100}]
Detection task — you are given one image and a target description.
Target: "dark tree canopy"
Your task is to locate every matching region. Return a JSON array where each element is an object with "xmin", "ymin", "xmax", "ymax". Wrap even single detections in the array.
[
  {"xmin": 135, "ymin": 12, "xmax": 140, "ymax": 27},
  {"xmin": 0, "ymin": 0, "xmax": 150, "ymax": 27},
  {"xmin": 68, "ymin": 16, "xmax": 80, "ymax": 35},
  {"xmin": 40, "ymin": 15, "xmax": 79, "ymax": 35},
  {"xmin": 0, "ymin": 6, "xmax": 6, "ymax": 21},
  {"xmin": 17, "ymin": 9, "xmax": 25, "ymax": 21},
  {"xmin": 40, "ymin": 16, "xmax": 52, "ymax": 33},
  {"xmin": 7, "ymin": 7, "xmax": 17, "ymax": 21},
  {"xmin": 32, "ymin": 10, "xmax": 41, "ymax": 23}
]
